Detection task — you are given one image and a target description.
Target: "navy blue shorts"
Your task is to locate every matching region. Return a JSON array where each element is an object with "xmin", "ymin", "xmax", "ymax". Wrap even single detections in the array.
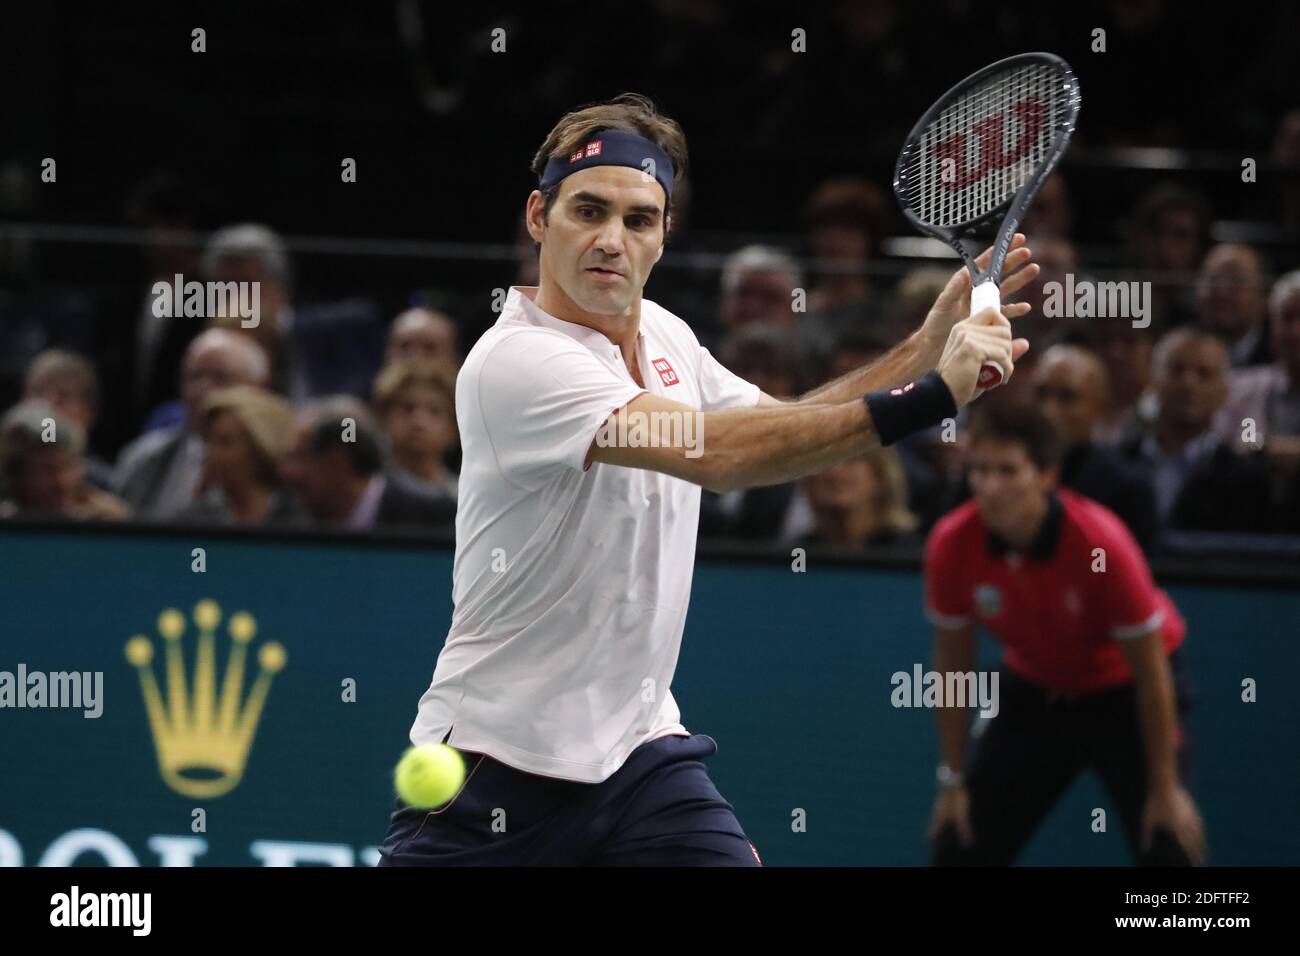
[{"xmin": 377, "ymin": 732, "xmax": 762, "ymax": 866}]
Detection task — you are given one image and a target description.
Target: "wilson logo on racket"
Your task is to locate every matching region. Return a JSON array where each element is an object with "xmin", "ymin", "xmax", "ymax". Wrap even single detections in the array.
[{"xmin": 935, "ymin": 99, "xmax": 1045, "ymax": 189}]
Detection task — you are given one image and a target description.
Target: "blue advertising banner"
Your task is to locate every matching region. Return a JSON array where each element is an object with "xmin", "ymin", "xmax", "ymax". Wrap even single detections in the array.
[{"xmin": 1, "ymin": 526, "xmax": 1296, "ymax": 865}]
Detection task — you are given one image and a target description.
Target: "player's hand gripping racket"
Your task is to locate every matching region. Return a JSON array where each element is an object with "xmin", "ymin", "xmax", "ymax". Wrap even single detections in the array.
[{"xmin": 893, "ymin": 52, "xmax": 1081, "ymax": 391}]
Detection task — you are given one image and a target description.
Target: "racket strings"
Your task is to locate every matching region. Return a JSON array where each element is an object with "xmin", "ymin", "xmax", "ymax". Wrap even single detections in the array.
[{"xmin": 903, "ymin": 62, "xmax": 1069, "ymax": 228}]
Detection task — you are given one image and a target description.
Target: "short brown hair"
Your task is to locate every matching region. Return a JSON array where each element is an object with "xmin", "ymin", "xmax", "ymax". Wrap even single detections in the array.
[
  {"xmin": 803, "ymin": 178, "xmax": 885, "ymax": 254},
  {"xmin": 530, "ymin": 93, "xmax": 689, "ymax": 234},
  {"xmin": 24, "ymin": 349, "xmax": 99, "ymax": 407},
  {"xmin": 373, "ymin": 360, "xmax": 457, "ymax": 418},
  {"xmin": 1, "ymin": 400, "xmax": 86, "ymax": 482},
  {"xmin": 967, "ymin": 400, "xmax": 1062, "ymax": 471},
  {"xmin": 200, "ymin": 385, "xmax": 295, "ymax": 483}
]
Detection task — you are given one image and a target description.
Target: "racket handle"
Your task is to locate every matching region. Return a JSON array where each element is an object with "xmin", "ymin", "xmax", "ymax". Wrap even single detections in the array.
[{"xmin": 969, "ymin": 279, "xmax": 1005, "ymax": 390}]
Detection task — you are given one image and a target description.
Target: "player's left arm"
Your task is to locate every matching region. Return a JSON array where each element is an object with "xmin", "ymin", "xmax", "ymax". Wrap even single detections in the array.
[
  {"xmin": 757, "ymin": 235, "xmax": 1040, "ymax": 408},
  {"xmin": 1115, "ymin": 630, "xmax": 1206, "ymax": 865}
]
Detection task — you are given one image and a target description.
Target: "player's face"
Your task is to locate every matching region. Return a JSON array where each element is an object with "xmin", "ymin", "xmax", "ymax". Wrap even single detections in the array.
[
  {"xmin": 968, "ymin": 440, "xmax": 1056, "ymax": 538},
  {"xmin": 529, "ymin": 166, "xmax": 666, "ymax": 316}
]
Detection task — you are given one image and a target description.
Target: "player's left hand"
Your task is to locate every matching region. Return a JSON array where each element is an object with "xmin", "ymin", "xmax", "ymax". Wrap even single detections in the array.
[
  {"xmin": 1142, "ymin": 783, "xmax": 1206, "ymax": 865},
  {"xmin": 920, "ymin": 233, "xmax": 1040, "ymax": 354}
]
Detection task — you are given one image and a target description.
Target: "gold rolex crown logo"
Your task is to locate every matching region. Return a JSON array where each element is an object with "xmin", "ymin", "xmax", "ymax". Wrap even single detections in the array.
[{"xmin": 124, "ymin": 600, "xmax": 286, "ymax": 798}]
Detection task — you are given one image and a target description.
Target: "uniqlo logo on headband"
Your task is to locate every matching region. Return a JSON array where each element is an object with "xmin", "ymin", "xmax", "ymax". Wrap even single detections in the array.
[
  {"xmin": 652, "ymin": 358, "xmax": 679, "ymax": 387},
  {"xmin": 570, "ymin": 141, "xmax": 603, "ymax": 163}
]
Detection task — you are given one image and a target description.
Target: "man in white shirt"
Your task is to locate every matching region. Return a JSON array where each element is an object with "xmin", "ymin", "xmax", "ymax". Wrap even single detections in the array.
[{"xmin": 380, "ymin": 93, "xmax": 1039, "ymax": 866}]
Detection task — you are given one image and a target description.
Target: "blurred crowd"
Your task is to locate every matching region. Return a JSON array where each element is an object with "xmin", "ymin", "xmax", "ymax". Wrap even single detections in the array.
[
  {"xmin": 4, "ymin": 167, "xmax": 1300, "ymax": 559},
  {"xmin": 691, "ymin": 173, "xmax": 1300, "ymax": 555},
  {"xmin": 1, "ymin": 227, "xmax": 464, "ymax": 535},
  {"xmin": 4, "ymin": 0, "xmax": 1299, "ymax": 555}
]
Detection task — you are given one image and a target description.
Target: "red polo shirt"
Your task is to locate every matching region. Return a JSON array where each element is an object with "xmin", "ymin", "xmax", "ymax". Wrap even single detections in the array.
[{"xmin": 924, "ymin": 489, "xmax": 1186, "ymax": 694}]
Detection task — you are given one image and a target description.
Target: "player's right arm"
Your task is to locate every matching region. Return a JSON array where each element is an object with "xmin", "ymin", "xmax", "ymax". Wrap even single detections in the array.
[
  {"xmin": 588, "ymin": 311, "xmax": 1015, "ymax": 491},
  {"xmin": 589, "ymin": 391, "xmax": 878, "ymax": 492}
]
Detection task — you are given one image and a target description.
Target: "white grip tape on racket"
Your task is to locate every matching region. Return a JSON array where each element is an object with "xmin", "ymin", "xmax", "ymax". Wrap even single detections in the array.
[{"xmin": 969, "ymin": 279, "xmax": 1005, "ymax": 390}]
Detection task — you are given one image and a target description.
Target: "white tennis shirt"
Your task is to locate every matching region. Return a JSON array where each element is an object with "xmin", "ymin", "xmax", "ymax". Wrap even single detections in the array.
[{"xmin": 409, "ymin": 286, "xmax": 760, "ymax": 782}]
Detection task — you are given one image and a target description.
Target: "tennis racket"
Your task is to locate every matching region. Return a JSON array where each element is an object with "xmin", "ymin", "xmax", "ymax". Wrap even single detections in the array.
[{"xmin": 893, "ymin": 52, "xmax": 1081, "ymax": 389}]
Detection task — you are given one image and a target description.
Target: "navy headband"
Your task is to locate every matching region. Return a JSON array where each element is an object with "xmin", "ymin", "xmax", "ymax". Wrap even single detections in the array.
[{"xmin": 538, "ymin": 128, "xmax": 674, "ymax": 203}]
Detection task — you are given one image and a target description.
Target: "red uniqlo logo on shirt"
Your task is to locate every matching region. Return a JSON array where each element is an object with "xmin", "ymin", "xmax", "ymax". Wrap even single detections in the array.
[{"xmin": 652, "ymin": 358, "xmax": 679, "ymax": 387}]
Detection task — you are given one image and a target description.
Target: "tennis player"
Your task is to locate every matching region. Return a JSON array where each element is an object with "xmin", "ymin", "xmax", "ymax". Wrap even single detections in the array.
[
  {"xmin": 378, "ymin": 93, "xmax": 1039, "ymax": 866},
  {"xmin": 925, "ymin": 402, "xmax": 1206, "ymax": 866}
]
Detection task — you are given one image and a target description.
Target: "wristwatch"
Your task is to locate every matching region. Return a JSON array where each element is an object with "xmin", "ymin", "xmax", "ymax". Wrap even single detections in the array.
[{"xmin": 936, "ymin": 763, "xmax": 965, "ymax": 789}]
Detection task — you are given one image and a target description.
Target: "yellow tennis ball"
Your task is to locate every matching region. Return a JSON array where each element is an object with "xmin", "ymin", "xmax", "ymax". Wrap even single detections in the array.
[{"xmin": 394, "ymin": 744, "xmax": 465, "ymax": 808}]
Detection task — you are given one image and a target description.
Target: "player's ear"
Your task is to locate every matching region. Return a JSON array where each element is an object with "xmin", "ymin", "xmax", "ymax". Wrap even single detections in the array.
[
  {"xmin": 524, "ymin": 190, "xmax": 547, "ymax": 244},
  {"xmin": 654, "ymin": 244, "xmax": 664, "ymax": 264}
]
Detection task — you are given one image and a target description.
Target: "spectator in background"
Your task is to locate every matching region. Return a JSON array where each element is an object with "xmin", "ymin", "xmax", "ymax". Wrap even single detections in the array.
[
  {"xmin": 699, "ymin": 323, "xmax": 806, "ymax": 541},
  {"xmin": 372, "ymin": 361, "xmax": 460, "ymax": 501},
  {"xmin": 1019, "ymin": 171, "xmax": 1073, "ymax": 238},
  {"xmin": 203, "ymin": 224, "xmax": 388, "ymax": 401},
  {"xmin": 104, "ymin": 172, "xmax": 214, "ymax": 445},
  {"xmin": 1120, "ymin": 329, "xmax": 1271, "ymax": 535},
  {"xmin": 1275, "ymin": 108, "xmax": 1300, "ymax": 234},
  {"xmin": 1068, "ymin": 321, "xmax": 1156, "ymax": 444},
  {"xmin": 1031, "ymin": 345, "xmax": 1157, "ymax": 549},
  {"xmin": 890, "ymin": 267, "xmax": 951, "ymax": 344},
  {"xmin": 113, "ymin": 328, "xmax": 270, "ymax": 519},
  {"xmin": 1195, "ymin": 243, "xmax": 1272, "ymax": 367},
  {"xmin": 177, "ymin": 386, "xmax": 301, "ymax": 527},
  {"xmin": 823, "ymin": 322, "xmax": 949, "ymax": 530},
  {"xmin": 0, "ymin": 401, "xmax": 130, "ymax": 521},
  {"xmin": 386, "ymin": 307, "xmax": 461, "ymax": 368},
  {"xmin": 22, "ymin": 349, "xmax": 113, "ymax": 491},
  {"xmin": 717, "ymin": 245, "xmax": 822, "ymax": 361},
  {"xmin": 1004, "ymin": 235, "xmax": 1078, "ymax": 354},
  {"xmin": 281, "ymin": 396, "xmax": 456, "ymax": 531},
  {"xmin": 200, "ymin": 224, "xmax": 296, "ymax": 394},
  {"xmin": 795, "ymin": 447, "xmax": 919, "ymax": 551},
  {"xmin": 1126, "ymin": 183, "xmax": 1211, "ymax": 327},
  {"xmin": 715, "ymin": 322, "xmax": 806, "ymax": 400},
  {"xmin": 718, "ymin": 245, "xmax": 802, "ymax": 330},
  {"xmin": 802, "ymin": 178, "xmax": 886, "ymax": 337},
  {"xmin": 823, "ymin": 329, "xmax": 890, "ymax": 381},
  {"xmin": 1218, "ymin": 270, "xmax": 1300, "ymax": 496}
]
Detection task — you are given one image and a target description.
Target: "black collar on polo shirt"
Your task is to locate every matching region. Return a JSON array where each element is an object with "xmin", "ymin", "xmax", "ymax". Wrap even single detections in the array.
[{"xmin": 986, "ymin": 493, "xmax": 1063, "ymax": 563}]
